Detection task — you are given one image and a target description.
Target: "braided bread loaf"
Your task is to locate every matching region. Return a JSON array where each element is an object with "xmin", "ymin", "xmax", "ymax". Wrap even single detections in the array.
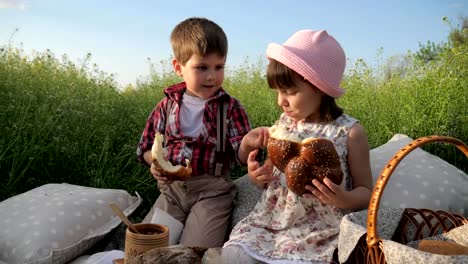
[{"xmin": 267, "ymin": 126, "xmax": 343, "ymax": 196}]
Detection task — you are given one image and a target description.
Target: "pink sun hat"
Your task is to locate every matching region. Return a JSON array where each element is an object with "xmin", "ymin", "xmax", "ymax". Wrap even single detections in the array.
[{"xmin": 266, "ymin": 30, "xmax": 346, "ymax": 98}]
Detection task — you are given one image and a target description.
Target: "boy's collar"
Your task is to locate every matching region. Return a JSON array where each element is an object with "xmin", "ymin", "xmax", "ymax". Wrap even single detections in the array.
[{"xmin": 164, "ymin": 82, "xmax": 229, "ymax": 102}]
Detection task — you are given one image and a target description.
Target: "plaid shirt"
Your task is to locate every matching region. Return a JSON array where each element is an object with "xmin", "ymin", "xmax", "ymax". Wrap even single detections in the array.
[{"xmin": 137, "ymin": 82, "xmax": 251, "ymax": 176}]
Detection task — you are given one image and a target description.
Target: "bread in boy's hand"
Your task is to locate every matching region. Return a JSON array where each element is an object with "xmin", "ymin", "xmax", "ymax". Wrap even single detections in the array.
[
  {"xmin": 151, "ymin": 133, "xmax": 192, "ymax": 181},
  {"xmin": 267, "ymin": 126, "xmax": 343, "ymax": 196}
]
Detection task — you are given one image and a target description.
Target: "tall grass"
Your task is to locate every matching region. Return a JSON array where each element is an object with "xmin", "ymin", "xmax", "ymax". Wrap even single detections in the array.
[
  {"xmin": 341, "ymin": 45, "xmax": 467, "ymax": 168},
  {"xmin": 0, "ymin": 42, "xmax": 466, "ymax": 220},
  {"xmin": 0, "ymin": 48, "xmax": 157, "ymax": 217}
]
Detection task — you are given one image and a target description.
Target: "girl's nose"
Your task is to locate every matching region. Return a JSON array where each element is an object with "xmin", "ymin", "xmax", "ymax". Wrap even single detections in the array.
[{"xmin": 278, "ymin": 94, "xmax": 287, "ymax": 107}]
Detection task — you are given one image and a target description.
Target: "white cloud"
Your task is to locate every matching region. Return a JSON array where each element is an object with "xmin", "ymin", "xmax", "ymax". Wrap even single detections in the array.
[{"xmin": 0, "ymin": 0, "xmax": 29, "ymax": 11}]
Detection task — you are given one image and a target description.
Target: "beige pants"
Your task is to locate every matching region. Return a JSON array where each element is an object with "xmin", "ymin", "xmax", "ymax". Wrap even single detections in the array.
[{"xmin": 143, "ymin": 174, "xmax": 237, "ymax": 248}]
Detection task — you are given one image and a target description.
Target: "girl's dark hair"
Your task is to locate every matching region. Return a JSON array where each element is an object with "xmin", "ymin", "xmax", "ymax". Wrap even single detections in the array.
[{"xmin": 266, "ymin": 59, "xmax": 343, "ymax": 122}]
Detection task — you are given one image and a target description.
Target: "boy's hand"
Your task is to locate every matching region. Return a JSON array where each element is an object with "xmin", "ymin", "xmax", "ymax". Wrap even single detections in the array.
[
  {"xmin": 150, "ymin": 163, "xmax": 173, "ymax": 185},
  {"xmin": 303, "ymin": 178, "xmax": 348, "ymax": 208},
  {"xmin": 247, "ymin": 149, "xmax": 274, "ymax": 189},
  {"xmin": 249, "ymin": 127, "xmax": 269, "ymax": 149},
  {"xmin": 239, "ymin": 126, "xmax": 270, "ymax": 165}
]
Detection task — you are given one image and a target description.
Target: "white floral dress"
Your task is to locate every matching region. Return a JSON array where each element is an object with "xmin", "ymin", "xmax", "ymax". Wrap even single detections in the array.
[{"xmin": 224, "ymin": 113, "xmax": 358, "ymax": 264}]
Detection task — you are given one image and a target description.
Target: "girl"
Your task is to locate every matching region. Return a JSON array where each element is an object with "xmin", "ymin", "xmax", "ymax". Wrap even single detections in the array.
[{"xmin": 222, "ymin": 30, "xmax": 373, "ymax": 263}]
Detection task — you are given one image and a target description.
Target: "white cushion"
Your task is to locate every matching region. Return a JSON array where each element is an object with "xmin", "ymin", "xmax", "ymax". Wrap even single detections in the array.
[
  {"xmin": 0, "ymin": 183, "xmax": 141, "ymax": 264},
  {"xmin": 370, "ymin": 134, "xmax": 468, "ymax": 215},
  {"xmin": 68, "ymin": 250, "xmax": 124, "ymax": 264},
  {"xmin": 150, "ymin": 208, "xmax": 183, "ymax": 245}
]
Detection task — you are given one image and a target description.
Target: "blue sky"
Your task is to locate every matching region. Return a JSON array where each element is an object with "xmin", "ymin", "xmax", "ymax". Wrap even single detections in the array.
[{"xmin": 1, "ymin": 0, "xmax": 466, "ymax": 87}]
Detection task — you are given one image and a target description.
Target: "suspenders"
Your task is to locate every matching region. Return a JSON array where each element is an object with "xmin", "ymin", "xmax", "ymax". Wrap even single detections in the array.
[
  {"xmin": 164, "ymin": 97, "xmax": 228, "ymax": 177},
  {"xmin": 215, "ymin": 99, "xmax": 228, "ymax": 177}
]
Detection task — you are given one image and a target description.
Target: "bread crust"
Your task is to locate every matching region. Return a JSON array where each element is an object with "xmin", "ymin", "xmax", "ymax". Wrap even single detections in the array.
[{"xmin": 418, "ymin": 240, "xmax": 468, "ymax": 255}]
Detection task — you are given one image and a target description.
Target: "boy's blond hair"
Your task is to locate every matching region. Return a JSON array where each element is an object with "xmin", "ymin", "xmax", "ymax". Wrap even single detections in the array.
[{"xmin": 170, "ymin": 17, "xmax": 228, "ymax": 65}]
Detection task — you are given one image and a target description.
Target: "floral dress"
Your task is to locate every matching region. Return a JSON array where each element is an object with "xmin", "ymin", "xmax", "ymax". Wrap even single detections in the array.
[{"xmin": 224, "ymin": 113, "xmax": 358, "ymax": 264}]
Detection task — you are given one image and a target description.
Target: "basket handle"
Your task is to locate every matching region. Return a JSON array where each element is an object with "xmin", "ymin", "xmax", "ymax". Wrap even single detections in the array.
[{"xmin": 366, "ymin": 135, "xmax": 468, "ymax": 248}]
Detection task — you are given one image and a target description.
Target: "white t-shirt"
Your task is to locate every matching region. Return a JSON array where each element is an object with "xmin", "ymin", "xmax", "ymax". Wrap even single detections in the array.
[{"xmin": 180, "ymin": 93, "xmax": 208, "ymax": 138}]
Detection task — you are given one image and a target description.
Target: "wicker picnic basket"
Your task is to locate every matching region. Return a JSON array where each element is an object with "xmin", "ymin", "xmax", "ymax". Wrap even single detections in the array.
[{"xmin": 350, "ymin": 135, "xmax": 468, "ymax": 264}]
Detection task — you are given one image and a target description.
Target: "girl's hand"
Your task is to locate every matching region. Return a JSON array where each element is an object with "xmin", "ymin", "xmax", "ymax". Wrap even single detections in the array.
[
  {"xmin": 303, "ymin": 178, "xmax": 349, "ymax": 208},
  {"xmin": 247, "ymin": 149, "xmax": 274, "ymax": 189},
  {"xmin": 150, "ymin": 163, "xmax": 173, "ymax": 185}
]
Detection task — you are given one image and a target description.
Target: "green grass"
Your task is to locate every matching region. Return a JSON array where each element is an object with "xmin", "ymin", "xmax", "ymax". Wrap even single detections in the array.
[{"xmin": 0, "ymin": 42, "xmax": 467, "ymax": 221}]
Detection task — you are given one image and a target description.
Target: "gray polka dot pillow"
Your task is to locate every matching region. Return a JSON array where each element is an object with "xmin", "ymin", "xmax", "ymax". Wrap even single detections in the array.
[
  {"xmin": 370, "ymin": 134, "xmax": 468, "ymax": 215},
  {"xmin": 0, "ymin": 183, "xmax": 141, "ymax": 264},
  {"xmin": 231, "ymin": 175, "xmax": 262, "ymax": 229}
]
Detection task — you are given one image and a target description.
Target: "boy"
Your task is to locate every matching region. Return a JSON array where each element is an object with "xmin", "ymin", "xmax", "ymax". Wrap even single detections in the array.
[{"xmin": 137, "ymin": 17, "xmax": 261, "ymax": 248}]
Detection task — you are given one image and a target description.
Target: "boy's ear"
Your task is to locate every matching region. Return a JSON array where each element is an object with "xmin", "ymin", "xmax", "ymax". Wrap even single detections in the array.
[{"xmin": 172, "ymin": 59, "xmax": 183, "ymax": 77}]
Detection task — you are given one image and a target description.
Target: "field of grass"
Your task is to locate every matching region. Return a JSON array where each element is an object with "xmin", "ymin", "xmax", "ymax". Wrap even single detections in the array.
[{"xmin": 0, "ymin": 41, "xmax": 466, "ymax": 220}]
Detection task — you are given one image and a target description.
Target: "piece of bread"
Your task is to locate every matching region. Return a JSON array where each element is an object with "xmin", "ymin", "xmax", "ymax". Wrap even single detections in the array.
[
  {"xmin": 418, "ymin": 240, "xmax": 468, "ymax": 256},
  {"xmin": 267, "ymin": 126, "xmax": 343, "ymax": 196},
  {"xmin": 151, "ymin": 133, "xmax": 192, "ymax": 181}
]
